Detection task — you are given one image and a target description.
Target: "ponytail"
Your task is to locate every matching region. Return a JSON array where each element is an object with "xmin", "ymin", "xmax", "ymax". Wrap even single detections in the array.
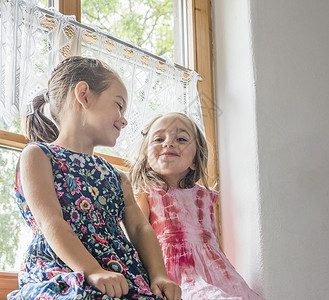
[{"xmin": 24, "ymin": 94, "xmax": 59, "ymax": 143}]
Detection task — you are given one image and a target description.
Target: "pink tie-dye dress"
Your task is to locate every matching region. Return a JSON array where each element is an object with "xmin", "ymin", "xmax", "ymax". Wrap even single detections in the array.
[{"xmin": 147, "ymin": 184, "xmax": 264, "ymax": 300}]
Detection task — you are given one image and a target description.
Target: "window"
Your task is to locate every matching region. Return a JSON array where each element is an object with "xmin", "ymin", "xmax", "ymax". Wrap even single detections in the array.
[{"xmin": 0, "ymin": 0, "xmax": 217, "ymax": 275}]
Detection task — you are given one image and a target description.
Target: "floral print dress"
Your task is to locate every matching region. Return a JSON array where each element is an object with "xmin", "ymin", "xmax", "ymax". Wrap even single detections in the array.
[{"xmin": 8, "ymin": 143, "xmax": 164, "ymax": 300}]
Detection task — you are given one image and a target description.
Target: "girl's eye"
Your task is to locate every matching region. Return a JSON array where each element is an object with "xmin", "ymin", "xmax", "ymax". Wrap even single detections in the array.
[
  {"xmin": 177, "ymin": 137, "xmax": 188, "ymax": 142},
  {"xmin": 153, "ymin": 137, "xmax": 164, "ymax": 142},
  {"xmin": 116, "ymin": 102, "xmax": 123, "ymax": 110}
]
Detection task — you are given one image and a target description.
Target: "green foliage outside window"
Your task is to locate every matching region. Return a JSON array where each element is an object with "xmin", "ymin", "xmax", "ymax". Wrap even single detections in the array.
[
  {"xmin": 81, "ymin": 0, "xmax": 174, "ymax": 58},
  {"xmin": 0, "ymin": 147, "xmax": 30, "ymax": 271}
]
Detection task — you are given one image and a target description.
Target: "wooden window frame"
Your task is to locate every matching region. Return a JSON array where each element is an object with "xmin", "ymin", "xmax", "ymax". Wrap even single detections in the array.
[{"xmin": 0, "ymin": 0, "xmax": 219, "ymax": 296}]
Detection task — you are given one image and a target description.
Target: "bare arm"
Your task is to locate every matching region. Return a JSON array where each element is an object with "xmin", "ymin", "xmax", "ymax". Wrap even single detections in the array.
[
  {"xmin": 20, "ymin": 145, "xmax": 128, "ymax": 298},
  {"xmin": 135, "ymin": 190, "xmax": 150, "ymax": 221},
  {"xmin": 120, "ymin": 171, "xmax": 181, "ymax": 300}
]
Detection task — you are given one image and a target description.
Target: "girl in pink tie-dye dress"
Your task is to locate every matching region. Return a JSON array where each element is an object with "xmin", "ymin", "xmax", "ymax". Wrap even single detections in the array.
[{"xmin": 130, "ymin": 112, "xmax": 264, "ymax": 300}]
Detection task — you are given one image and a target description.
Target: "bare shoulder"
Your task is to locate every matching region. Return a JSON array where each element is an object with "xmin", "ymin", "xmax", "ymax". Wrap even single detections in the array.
[
  {"xmin": 135, "ymin": 190, "xmax": 149, "ymax": 204},
  {"xmin": 19, "ymin": 143, "xmax": 54, "ymax": 184},
  {"xmin": 21, "ymin": 143, "xmax": 47, "ymax": 158},
  {"xmin": 135, "ymin": 190, "xmax": 150, "ymax": 220},
  {"xmin": 20, "ymin": 143, "xmax": 51, "ymax": 167},
  {"xmin": 118, "ymin": 170, "xmax": 131, "ymax": 192}
]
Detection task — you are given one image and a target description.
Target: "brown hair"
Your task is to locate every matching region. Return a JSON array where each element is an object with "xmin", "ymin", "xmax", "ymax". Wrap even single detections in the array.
[
  {"xmin": 129, "ymin": 112, "xmax": 209, "ymax": 192},
  {"xmin": 24, "ymin": 56, "xmax": 122, "ymax": 143}
]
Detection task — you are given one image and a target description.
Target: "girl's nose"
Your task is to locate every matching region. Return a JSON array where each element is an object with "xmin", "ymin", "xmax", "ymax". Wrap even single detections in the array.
[
  {"xmin": 163, "ymin": 138, "xmax": 174, "ymax": 148},
  {"xmin": 121, "ymin": 117, "xmax": 128, "ymax": 129}
]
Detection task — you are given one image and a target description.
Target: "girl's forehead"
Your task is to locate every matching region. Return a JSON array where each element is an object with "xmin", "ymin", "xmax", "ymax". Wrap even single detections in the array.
[{"xmin": 150, "ymin": 116, "xmax": 194, "ymax": 135}]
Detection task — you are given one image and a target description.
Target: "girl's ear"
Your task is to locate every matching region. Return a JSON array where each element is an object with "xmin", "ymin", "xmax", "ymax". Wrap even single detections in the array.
[{"xmin": 74, "ymin": 81, "xmax": 90, "ymax": 109}]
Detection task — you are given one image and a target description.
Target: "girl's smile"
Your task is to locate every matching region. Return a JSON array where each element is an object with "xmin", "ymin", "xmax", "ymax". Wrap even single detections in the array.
[{"xmin": 160, "ymin": 151, "xmax": 179, "ymax": 157}]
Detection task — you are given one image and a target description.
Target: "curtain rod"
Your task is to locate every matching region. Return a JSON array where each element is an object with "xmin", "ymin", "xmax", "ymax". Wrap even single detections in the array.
[{"xmin": 36, "ymin": 6, "xmax": 191, "ymax": 74}]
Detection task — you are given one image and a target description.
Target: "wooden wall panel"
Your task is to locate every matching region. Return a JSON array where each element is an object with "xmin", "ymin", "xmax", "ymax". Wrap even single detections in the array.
[{"xmin": 186, "ymin": 0, "xmax": 222, "ymax": 247}]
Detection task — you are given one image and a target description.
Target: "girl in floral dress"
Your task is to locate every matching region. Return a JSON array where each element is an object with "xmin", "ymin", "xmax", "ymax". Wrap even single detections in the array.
[
  {"xmin": 8, "ymin": 56, "xmax": 181, "ymax": 300},
  {"xmin": 130, "ymin": 112, "xmax": 264, "ymax": 300}
]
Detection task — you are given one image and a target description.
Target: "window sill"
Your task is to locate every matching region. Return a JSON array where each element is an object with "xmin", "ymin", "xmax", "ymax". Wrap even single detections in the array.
[{"xmin": 0, "ymin": 271, "xmax": 18, "ymax": 299}]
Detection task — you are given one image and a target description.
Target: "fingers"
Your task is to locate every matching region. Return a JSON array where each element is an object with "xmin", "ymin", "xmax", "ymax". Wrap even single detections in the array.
[
  {"xmin": 104, "ymin": 283, "xmax": 114, "ymax": 298},
  {"xmin": 154, "ymin": 281, "xmax": 182, "ymax": 300},
  {"xmin": 87, "ymin": 271, "xmax": 129, "ymax": 298},
  {"xmin": 173, "ymin": 285, "xmax": 182, "ymax": 300},
  {"xmin": 104, "ymin": 274, "xmax": 129, "ymax": 298},
  {"xmin": 120, "ymin": 277, "xmax": 129, "ymax": 295},
  {"xmin": 151, "ymin": 284, "xmax": 163, "ymax": 298},
  {"xmin": 164, "ymin": 286, "xmax": 181, "ymax": 300}
]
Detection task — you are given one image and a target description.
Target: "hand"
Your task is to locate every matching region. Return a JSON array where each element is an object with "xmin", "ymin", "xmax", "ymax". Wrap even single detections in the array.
[
  {"xmin": 150, "ymin": 276, "xmax": 181, "ymax": 300},
  {"xmin": 86, "ymin": 269, "xmax": 129, "ymax": 298}
]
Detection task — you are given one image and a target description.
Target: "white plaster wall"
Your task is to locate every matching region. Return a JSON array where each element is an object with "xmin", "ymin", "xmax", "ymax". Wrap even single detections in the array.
[
  {"xmin": 212, "ymin": 0, "xmax": 263, "ymax": 295},
  {"xmin": 251, "ymin": 1, "xmax": 329, "ymax": 299},
  {"xmin": 213, "ymin": 0, "xmax": 329, "ymax": 299}
]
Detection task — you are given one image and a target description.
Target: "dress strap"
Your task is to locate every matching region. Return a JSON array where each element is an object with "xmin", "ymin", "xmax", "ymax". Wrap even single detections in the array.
[{"xmin": 210, "ymin": 189, "xmax": 219, "ymax": 205}]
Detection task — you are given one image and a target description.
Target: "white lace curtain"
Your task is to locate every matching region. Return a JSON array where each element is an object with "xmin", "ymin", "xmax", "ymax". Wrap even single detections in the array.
[{"xmin": 0, "ymin": 0, "xmax": 204, "ymax": 158}]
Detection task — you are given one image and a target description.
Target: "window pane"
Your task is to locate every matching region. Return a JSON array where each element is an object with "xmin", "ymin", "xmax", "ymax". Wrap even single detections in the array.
[
  {"xmin": 81, "ymin": 0, "xmax": 176, "ymax": 60},
  {"xmin": 0, "ymin": 117, "xmax": 22, "ymax": 134},
  {"xmin": 0, "ymin": 148, "xmax": 32, "ymax": 271}
]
